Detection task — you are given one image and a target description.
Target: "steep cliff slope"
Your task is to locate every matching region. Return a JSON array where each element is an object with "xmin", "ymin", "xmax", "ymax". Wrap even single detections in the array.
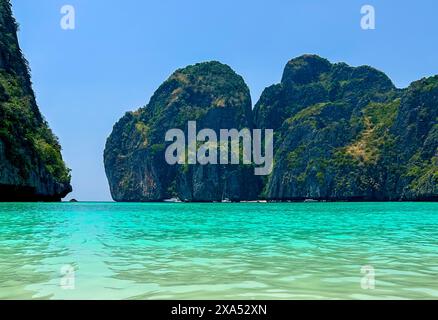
[
  {"xmin": 104, "ymin": 61, "xmax": 261, "ymax": 201},
  {"xmin": 0, "ymin": 0, "xmax": 71, "ymax": 201},
  {"xmin": 106, "ymin": 54, "xmax": 437, "ymax": 202},
  {"xmin": 255, "ymin": 55, "xmax": 437, "ymax": 201}
]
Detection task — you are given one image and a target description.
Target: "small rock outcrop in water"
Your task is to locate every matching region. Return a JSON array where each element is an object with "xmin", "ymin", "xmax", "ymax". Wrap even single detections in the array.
[
  {"xmin": 105, "ymin": 55, "xmax": 437, "ymax": 202},
  {"xmin": 104, "ymin": 62, "xmax": 262, "ymax": 201},
  {"xmin": 0, "ymin": 0, "xmax": 71, "ymax": 201}
]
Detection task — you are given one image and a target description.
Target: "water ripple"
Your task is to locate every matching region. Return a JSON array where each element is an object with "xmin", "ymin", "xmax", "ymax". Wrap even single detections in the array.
[{"xmin": 0, "ymin": 202, "xmax": 437, "ymax": 299}]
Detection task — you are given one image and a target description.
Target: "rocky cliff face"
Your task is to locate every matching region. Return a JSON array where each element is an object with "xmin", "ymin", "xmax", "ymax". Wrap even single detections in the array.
[
  {"xmin": 255, "ymin": 55, "xmax": 437, "ymax": 201},
  {"xmin": 104, "ymin": 61, "xmax": 262, "ymax": 201},
  {"xmin": 391, "ymin": 77, "xmax": 438, "ymax": 200},
  {"xmin": 0, "ymin": 0, "xmax": 71, "ymax": 201},
  {"xmin": 106, "ymin": 54, "xmax": 437, "ymax": 202}
]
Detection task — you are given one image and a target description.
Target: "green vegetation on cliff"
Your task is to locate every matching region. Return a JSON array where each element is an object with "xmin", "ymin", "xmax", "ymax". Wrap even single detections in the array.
[
  {"xmin": 104, "ymin": 61, "xmax": 261, "ymax": 202},
  {"xmin": 255, "ymin": 55, "xmax": 437, "ymax": 201},
  {"xmin": 0, "ymin": 0, "xmax": 71, "ymax": 200},
  {"xmin": 106, "ymin": 54, "xmax": 437, "ymax": 202}
]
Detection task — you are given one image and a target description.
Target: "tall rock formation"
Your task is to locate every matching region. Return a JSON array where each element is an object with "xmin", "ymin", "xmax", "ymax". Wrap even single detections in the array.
[
  {"xmin": 105, "ymin": 54, "xmax": 437, "ymax": 202},
  {"xmin": 104, "ymin": 61, "xmax": 262, "ymax": 201},
  {"xmin": 0, "ymin": 0, "xmax": 71, "ymax": 201},
  {"xmin": 255, "ymin": 54, "xmax": 437, "ymax": 201}
]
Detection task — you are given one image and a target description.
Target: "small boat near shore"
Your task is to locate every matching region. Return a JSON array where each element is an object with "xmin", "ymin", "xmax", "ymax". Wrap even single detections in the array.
[{"xmin": 164, "ymin": 198, "xmax": 182, "ymax": 203}]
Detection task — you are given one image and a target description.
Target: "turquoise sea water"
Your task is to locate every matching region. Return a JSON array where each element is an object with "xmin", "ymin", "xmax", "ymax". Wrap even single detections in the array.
[{"xmin": 0, "ymin": 202, "xmax": 437, "ymax": 300}]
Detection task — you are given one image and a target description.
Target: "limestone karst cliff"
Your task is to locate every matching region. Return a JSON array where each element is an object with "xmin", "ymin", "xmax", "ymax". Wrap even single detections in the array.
[
  {"xmin": 104, "ymin": 61, "xmax": 261, "ymax": 201},
  {"xmin": 0, "ymin": 0, "xmax": 71, "ymax": 201},
  {"xmin": 106, "ymin": 55, "xmax": 437, "ymax": 202},
  {"xmin": 255, "ymin": 55, "xmax": 437, "ymax": 201}
]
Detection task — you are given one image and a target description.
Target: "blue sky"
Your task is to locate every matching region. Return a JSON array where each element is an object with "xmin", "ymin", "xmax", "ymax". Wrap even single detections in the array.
[{"xmin": 11, "ymin": 0, "xmax": 438, "ymax": 201}]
